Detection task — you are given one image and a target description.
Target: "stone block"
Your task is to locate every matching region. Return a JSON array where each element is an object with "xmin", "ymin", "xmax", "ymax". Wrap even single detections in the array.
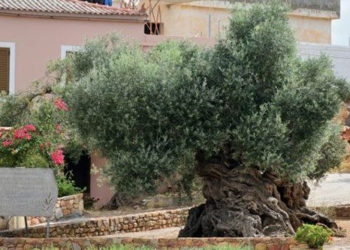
[
  {"xmin": 72, "ymin": 243, "xmax": 81, "ymax": 250},
  {"xmin": 266, "ymin": 244, "xmax": 280, "ymax": 250},
  {"xmin": 30, "ymin": 218, "xmax": 40, "ymax": 226},
  {"xmin": 78, "ymin": 200, "xmax": 84, "ymax": 212},
  {"xmin": 55, "ymin": 208, "xmax": 63, "ymax": 219}
]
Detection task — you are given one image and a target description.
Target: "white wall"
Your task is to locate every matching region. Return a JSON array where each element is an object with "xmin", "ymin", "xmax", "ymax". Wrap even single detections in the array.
[{"xmin": 298, "ymin": 42, "xmax": 350, "ymax": 81}]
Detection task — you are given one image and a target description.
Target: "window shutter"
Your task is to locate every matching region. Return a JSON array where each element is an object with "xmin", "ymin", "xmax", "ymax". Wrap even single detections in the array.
[{"xmin": 0, "ymin": 48, "xmax": 10, "ymax": 94}]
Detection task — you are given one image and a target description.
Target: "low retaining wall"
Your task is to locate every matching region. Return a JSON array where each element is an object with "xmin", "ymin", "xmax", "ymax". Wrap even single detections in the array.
[
  {"xmin": 333, "ymin": 205, "xmax": 350, "ymax": 218},
  {"xmin": 0, "ymin": 236, "xmax": 309, "ymax": 249},
  {"xmin": 312, "ymin": 205, "xmax": 350, "ymax": 219},
  {"xmin": 26, "ymin": 193, "xmax": 84, "ymax": 226},
  {"xmin": 1, "ymin": 206, "xmax": 342, "ymax": 249},
  {"xmin": 0, "ymin": 208, "xmax": 189, "ymax": 238}
]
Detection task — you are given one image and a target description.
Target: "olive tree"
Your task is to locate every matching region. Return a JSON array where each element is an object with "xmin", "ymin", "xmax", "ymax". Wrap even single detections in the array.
[{"xmin": 63, "ymin": 1, "xmax": 349, "ymax": 237}]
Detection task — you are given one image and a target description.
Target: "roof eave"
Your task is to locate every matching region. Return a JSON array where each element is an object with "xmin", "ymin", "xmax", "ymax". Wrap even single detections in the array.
[{"xmin": 0, "ymin": 9, "xmax": 147, "ymax": 22}]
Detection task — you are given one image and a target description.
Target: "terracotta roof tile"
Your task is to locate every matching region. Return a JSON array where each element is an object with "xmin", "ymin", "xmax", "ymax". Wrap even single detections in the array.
[{"xmin": 0, "ymin": 0, "xmax": 144, "ymax": 16}]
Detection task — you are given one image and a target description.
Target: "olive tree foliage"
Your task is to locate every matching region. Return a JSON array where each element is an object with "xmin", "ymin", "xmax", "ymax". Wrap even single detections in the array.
[
  {"xmin": 62, "ymin": 37, "xmax": 210, "ymax": 195},
  {"xmin": 62, "ymin": 1, "xmax": 349, "ymax": 196}
]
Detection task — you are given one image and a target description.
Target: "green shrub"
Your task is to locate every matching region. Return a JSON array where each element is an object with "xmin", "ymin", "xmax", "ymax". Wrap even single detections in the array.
[
  {"xmin": 56, "ymin": 174, "xmax": 84, "ymax": 197},
  {"xmin": 295, "ymin": 224, "xmax": 332, "ymax": 249}
]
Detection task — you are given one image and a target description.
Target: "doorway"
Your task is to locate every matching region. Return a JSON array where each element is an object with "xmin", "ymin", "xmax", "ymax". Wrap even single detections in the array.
[{"xmin": 64, "ymin": 150, "xmax": 91, "ymax": 194}]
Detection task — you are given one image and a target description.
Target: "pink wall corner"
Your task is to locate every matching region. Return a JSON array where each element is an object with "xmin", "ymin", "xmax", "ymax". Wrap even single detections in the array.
[{"xmin": 89, "ymin": 152, "xmax": 114, "ymax": 208}]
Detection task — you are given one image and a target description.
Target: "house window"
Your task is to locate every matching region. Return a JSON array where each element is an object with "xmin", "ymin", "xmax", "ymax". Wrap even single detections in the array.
[
  {"xmin": 61, "ymin": 45, "xmax": 81, "ymax": 60},
  {"xmin": 60, "ymin": 45, "xmax": 81, "ymax": 85},
  {"xmin": 0, "ymin": 42, "xmax": 15, "ymax": 95},
  {"xmin": 144, "ymin": 22, "xmax": 163, "ymax": 35},
  {"xmin": 0, "ymin": 48, "xmax": 10, "ymax": 94}
]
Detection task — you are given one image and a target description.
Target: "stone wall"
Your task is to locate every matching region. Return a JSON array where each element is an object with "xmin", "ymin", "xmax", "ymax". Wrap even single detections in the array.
[
  {"xmin": 313, "ymin": 205, "xmax": 350, "ymax": 219},
  {"xmin": 0, "ymin": 208, "xmax": 189, "ymax": 238},
  {"xmin": 0, "ymin": 207, "xmax": 316, "ymax": 249},
  {"xmin": 333, "ymin": 205, "xmax": 350, "ymax": 218},
  {"xmin": 26, "ymin": 193, "xmax": 84, "ymax": 226},
  {"xmin": 0, "ymin": 236, "xmax": 310, "ymax": 249}
]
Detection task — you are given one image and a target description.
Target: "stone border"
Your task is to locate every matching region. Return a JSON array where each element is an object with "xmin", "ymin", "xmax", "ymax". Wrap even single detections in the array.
[
  {"xmin": 2, "ymin": 206, "xmax": 343, "ymax": 249},
  {"xmin": 0, "ymin": 236, "xmax": 309, "ymax": 249},
  {"xmin": 0, "ymin": 207, "xmax": 316, "ymax": 249},
  {"xmin": 0, "ymin": 208, "xmax": 189, "ymax": 238},
  {"xmin": 312, "ymin": 205, "xmax": 350, "ymax": 219},
  {"xmin": 26, "ymin": 193, "xmax": 84, "ymax": 226}
]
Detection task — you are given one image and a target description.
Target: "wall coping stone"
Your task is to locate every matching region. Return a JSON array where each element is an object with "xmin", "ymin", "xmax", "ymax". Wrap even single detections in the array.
[
  {"xmin": 0, "ymin": 236, "xmax": 311, "ymax": 249},
  {"xmin": 58, "ymin": 193, "xmax": 83, "ymax": 201}
]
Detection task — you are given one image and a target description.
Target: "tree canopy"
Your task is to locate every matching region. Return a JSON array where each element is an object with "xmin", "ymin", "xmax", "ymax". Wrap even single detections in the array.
[{"xmin": 61, "ymin": 1, "xmax": 349, "ymax": 196}]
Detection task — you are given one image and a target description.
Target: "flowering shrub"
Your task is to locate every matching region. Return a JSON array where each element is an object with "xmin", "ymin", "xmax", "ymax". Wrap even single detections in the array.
[
  {"xmin": 51, "ymin": 149, "xmax": 65, "ymax": 166},
  {"xmin": 295, "ymin": 224, "xmax": 333, "ymax": 249},
  {"xmin": 0, "ymin": 97, "xmax": 69, "ymax": 169}
]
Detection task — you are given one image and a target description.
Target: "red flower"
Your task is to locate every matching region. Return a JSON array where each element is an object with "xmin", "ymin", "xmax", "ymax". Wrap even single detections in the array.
[
  {"xmin": 55, "ymin": 124, "xmax": 62, "ymax": 134},
  {"xmin": 2, "ymin": 140, "xmax": 13, "ymax": 147},
  {"xmin": 51, "ymin": 149, "xmax": 64, "ymax": 166},
  {"xmin": 13, "ymin": 127, "xmax": 31, "ymax": 140},
  {"xmin": 24, "ymin": 124, "xmax": 36, "ymax": 132},
  {"xmin": 54, "ymin": 98, "xmax": 68, "ymax": 111}
]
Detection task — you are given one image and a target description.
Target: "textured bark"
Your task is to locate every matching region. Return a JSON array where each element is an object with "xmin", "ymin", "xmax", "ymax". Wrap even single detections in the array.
[{"xmin": 179, "ymin": 151, "xmax": 342, "ymax": 238}]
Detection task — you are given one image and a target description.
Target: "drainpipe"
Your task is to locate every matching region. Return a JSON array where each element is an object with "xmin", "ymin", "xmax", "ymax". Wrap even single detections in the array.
[
  {"xmin": 218, "ymin": 20, "xmax": 221, "ymax": 39},
  {"xmin": 208, "ymin": 14, "xmax": 212, "ymax": 38}
]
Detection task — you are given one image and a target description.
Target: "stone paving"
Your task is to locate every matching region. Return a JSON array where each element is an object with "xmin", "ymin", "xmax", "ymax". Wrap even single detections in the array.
[{"xmin": 307, "ymin": 173, "xmax": 350, "ymax": 207}]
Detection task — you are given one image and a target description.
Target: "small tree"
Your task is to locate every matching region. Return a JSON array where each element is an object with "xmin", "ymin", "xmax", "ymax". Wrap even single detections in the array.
[{"xmin": 63, "ymin": 1, "xmax": 349, "ymax": 237}]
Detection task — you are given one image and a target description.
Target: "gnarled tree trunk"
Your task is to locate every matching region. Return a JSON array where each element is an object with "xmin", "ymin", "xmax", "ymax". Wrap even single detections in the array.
[{"xmin": 179, "ymin": 151, "xmax": 340, "ymax": 238}]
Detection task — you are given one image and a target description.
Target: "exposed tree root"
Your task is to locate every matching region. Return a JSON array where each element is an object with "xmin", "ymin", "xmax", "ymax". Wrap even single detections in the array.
[{"xmin": 179, "ymin": 153, "xmax": 343, "ymax": 238}]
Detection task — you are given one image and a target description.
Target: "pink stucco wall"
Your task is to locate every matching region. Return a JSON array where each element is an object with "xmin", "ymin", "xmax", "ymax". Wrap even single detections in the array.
[
  {"xmin": 89, "ymin": 153, "xmax": 114, "ymax": 208},
  {"xmin": 0, "ymin": 13, "xmax": 216, "ymax": 207},
  {"xmin": 0, "ymin": 14, "xmax": 145, "ymax": 93}
]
